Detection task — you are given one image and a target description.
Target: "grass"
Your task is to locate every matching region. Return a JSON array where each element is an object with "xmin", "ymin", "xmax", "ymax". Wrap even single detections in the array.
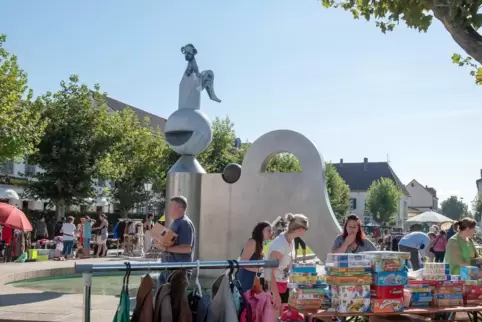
[{"xmin": 263, "ymin": 241, "xmax": 314, "ymax": 257}]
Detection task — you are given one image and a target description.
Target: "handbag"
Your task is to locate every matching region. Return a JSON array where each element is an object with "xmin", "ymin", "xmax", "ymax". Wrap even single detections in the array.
[{"xmin": 429, "ymin": 236, "xmax": 441, "ymax": 253}]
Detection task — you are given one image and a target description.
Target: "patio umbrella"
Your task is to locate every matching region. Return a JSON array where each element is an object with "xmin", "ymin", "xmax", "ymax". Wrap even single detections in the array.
[
  {"xmin": 406, "ymin": 211, "xmax": 454, "ymax": 224},
  {"xmin": 0, "ymin": 203, "xmax": 32, "ymax": 231},
  {"xmin": 0, "ymin": 189, "xmax": 19, "ymax": 200}
]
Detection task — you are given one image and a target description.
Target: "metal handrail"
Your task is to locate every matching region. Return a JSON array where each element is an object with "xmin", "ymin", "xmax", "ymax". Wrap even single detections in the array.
[{"xmin": 79, "ymin": 259, "xmax": 279, "ymax": 322}]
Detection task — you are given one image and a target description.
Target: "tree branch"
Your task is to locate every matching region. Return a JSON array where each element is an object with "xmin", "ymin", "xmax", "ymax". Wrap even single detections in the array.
[{"xmin": 433, "ymin": 1, "xmax": 482, "ymax": 64}]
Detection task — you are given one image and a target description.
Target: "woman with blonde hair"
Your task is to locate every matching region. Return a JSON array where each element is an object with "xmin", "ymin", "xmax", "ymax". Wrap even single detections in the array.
[
  {"xmin": 265, "ymin": 213, "xmax": 309, "ymax": 314},
  {"xmin": 445, "ymin": 217, "xmax": 479, "ymax": 274}
]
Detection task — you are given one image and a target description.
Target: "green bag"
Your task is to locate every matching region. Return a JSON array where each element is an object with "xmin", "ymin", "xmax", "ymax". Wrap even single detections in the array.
[
  {"xmin": 113, "ymin": 262, "xmax": 131, "ymax": 322},
  {"xmin": 112, "ymin": 289, "xmax": 130, "ymax": 322}
]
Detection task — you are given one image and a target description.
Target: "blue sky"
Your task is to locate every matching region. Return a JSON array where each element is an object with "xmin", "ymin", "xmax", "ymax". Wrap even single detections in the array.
[{"xmin": 2, "ymin": 0, "xmax": 481, "ymax": 208}]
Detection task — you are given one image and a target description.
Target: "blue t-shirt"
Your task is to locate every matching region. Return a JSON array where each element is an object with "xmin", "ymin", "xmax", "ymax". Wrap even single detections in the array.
[
  {"xmin": 399, "ymin": 232, "xmax": 430, "ymax": 250},
  {"xmin": 165, "ymin": 215, "xmax": 195, "ymax": 264},
  {"xmin": 83, "ymin": 221, "xmax": 92, "ymax": 239}
]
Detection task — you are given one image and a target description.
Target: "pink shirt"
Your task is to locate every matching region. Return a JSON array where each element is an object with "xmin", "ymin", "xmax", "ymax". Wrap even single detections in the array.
[{"xmin": 433, "ymin": 235, "xmax": 447, "ymax": 252}]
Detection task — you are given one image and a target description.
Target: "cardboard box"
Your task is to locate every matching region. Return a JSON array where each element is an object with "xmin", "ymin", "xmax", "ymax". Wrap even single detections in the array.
[
  {"xmin": 371, "ymin": 298, "xmax": 404, "ymax": 313},
  {"xmin": 151, "ymin": 223, "xmax": 177, "ymax": 247},
  {"xmin": 372, "ymin": 271, "xmax": 408, "ymax": 286}
]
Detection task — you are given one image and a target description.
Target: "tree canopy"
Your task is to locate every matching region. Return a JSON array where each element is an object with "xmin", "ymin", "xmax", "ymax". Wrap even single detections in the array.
[
  {"xmin": 320, "ymin": 0, "xmax": 482, "ymax": 84},
  {"xmin": 365, "ymin": 177, "xmax": 402, "ymax": 226},
  {"xmin": 265, "ymin": 153, "xmax": 302, "ymax": 173},
  {"xmin": 0, "ymin": 34, "xmax": 46, "ymax": 164},
  {"xmin": 24, "ymin": 75, "xmax": 113, "ymax": 219},
  {"xmin": 441, "ymin": 195, "xmax": 469, "ymax": 220},
  {"xmin": 325, "ymin": 162, "xmax": 351, "ymax": 222},
  {"xmin": 97, "ymin": 108, "xmax": 167, "ymax": 217},
  {"xmin": 473, "ymin": 193, "xmax": 482, "ymax": 222}
]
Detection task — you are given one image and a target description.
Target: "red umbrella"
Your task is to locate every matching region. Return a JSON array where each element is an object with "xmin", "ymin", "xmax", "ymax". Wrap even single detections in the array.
[{"xmin": 0, "ymin": 203, "xmax": 32, "ymax": 231}]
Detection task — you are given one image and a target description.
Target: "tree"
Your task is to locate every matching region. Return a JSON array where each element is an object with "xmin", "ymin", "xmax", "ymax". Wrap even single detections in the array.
[
  {"xmin": 0, "ymin": 34, "xmax": 46, "ymax": 163},
  {"xmin": 97, "ymin": 108, "xmax": 167, "ymax": 218},
  {"xmin": 473, "ymin": 193, "xmax": 482, "ymax": 222},
  {"xmin": 197, "ymin": 116, "xmax": 239, "ymax": 173},
  {"xmin": 441, "ymin": 196, "xmax": 468, "ymax": 220},
  {"xmin": 325, "ymin": 163, "xmax": 351, "ymax": 222},
  {"xmin": 320, "ymin": 0, "xmax": 482, "ymax": 84},
  {"xmin": 24, "ymin": 75, "xmax": 113, "ymax": 219},
  {"xmin": 265, "ymin": 153, "xmax": 301, "ymax": 172},
  {"xmin": 365, "ymin": 177, "xmax": 402, "ymax": 226}
]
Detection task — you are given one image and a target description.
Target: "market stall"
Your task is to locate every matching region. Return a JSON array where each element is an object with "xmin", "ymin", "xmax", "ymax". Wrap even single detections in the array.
[
  {"xmin": 301, "ymin": 306, "xmax": 482, "ymax": 321},
  {"xmin": 285, "ymin": 251, "xmax": 482, "ymax": 322},
  {"xmin": 0, "ymin": 203, "xmax": 32, "ymax": 262}
]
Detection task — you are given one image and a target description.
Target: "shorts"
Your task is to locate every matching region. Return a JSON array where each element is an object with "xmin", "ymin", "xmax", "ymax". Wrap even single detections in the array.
[
  {"xmin": 280, "ymin": 287, "xmax": 289, "ymax": 303},
  {"xmin": 96, "ymin": 235, "xmax": 106, "ymax": 245},
  {"xmin": 83, "ymin": 238, "xmax": 91, "ymax": 249},
  {"xmin": 294, "ymin": 237, "xmax": 306, "ymax": 250}
]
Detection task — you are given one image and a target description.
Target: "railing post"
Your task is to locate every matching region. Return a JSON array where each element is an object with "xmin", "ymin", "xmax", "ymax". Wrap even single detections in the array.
[{"xmin": 82, "ymin": 272, "xmax": 92, "ymax": 322}]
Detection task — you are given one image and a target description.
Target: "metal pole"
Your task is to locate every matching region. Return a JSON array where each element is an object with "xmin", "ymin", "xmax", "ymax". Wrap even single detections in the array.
[
  {"xmin": 82, "ymin": 272, "xmax": 92, "ymax": 322},
  {"xmin": 75, "ymin": 259, "xmax": 279, "ymax": 274}
]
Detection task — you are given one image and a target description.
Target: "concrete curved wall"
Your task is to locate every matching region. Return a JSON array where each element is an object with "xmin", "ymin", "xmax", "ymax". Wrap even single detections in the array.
[{"xmin": 198, "ymin": 129, "xmax": 341, "ymax": 264}]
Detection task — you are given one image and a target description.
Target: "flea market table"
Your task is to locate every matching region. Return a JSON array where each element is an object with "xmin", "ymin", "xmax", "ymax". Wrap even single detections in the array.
[{"xmin": 299, "ymin": 305, "xmax": 482, "ymax": 322}]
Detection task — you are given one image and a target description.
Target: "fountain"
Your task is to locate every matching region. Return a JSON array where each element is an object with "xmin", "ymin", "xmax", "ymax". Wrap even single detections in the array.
[{"xmin": 163, "ymin": 44, "xmax": 341, "ymax": 276}]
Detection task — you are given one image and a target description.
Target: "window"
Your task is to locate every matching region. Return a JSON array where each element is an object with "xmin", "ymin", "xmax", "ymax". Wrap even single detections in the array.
[
  {"xmin": 349, "ymin": 198, "xmax": 357, "ymax": 210},
  {"xmin": 25, "ymin": 165, "xmax": 36, "ymax": 176},
  {"xmin": 96, "ymin": 206, "xmax": 103, "ymax": 213},
  {"xmin": 22, "ymin": 201, "xmax": 28, "ymax": 210},
  {"xmin": 1, "ymin": 161, "xmax": 14, "ymax": 175},
  {"xmin": 43, "ymin": 202, "xmax": 49, "ymax": 210},
  {"xmin": 80, "ymin": 205, "xmax": 87, "ymax": 213}
]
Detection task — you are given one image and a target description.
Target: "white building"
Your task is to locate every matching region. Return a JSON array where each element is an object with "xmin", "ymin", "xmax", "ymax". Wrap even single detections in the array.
[
  {"xmin": 0, "ymin": 96, "xmax": 166, "ymax": 215},
  {"xmin": 333, "ymin": 158, "xmax": 410, "ymax": 229},
  {"xmin": 405, "ymin": 179, "xmax": 438, "ymax": 218}
]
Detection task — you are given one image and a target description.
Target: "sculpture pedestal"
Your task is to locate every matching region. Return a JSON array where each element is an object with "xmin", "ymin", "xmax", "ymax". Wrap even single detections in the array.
[{"xmin": 165, "ymin": 156, "xmax": 204, "ymax": 261}]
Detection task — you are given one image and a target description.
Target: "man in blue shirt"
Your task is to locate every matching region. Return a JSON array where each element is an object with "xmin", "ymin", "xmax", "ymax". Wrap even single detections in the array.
[
  {"xmin": 158, "ymin": 195, "xmax": 196, "ymax": 288},
  {"xmin": 398, "ymin": 231, "xmax": 430, "ymax": 270}
]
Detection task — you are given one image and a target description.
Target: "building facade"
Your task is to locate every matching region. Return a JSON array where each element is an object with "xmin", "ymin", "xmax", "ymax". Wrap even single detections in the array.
[
  {"xmin": 0, "ymin": 96, "xmax": 166, "ymax": 215},
  {"xmin": 333, "ymin": 158, "xmax": 410, "ymax": 229},
  {"xmin": 405, "ymin": 179, "xmax": 438, "ymax": 218}
]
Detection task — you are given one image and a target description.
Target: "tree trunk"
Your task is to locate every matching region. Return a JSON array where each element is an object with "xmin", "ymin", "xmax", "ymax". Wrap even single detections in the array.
[
  {"xmin": 433, "ymin": 3, "xmax": 482, "ymax": 64},
  {"xmin": 55, "ymin": 200, "xmax": 66, "ymax": 220}
]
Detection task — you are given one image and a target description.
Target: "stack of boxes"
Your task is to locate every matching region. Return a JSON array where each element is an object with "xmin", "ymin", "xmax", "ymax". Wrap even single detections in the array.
[
  {"xmin": 288, "ymin": 264, "xmax": 328, "ymax": 311},
  {"xmin": 461, "ymin": 266, "xmax": 482, "ymax": 304},
  {"xmin": 404, "ymin": 281, "xmax": 432, "ymax": 308},
  {"xmin": 422, "ymin": 263, "xmax": 460, "ymax": 282},
  {"xmin": 325, "ymin": 254, "xmax": 372, "ymax": 313},
  {"xmin": 364, "ymin": 251, "xmax": 409, "ymax": 313},
  {"xmin": 430, "ymin": 280, "xmax": 463, "ymax": 307},
  {"xmin": 420, "ymin": 263, "xmax": 463, "ymax": 307}
]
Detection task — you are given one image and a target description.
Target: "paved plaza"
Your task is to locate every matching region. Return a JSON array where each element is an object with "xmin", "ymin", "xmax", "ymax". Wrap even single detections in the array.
[{"xmin": 0, "ymin": 257, "xmax": 124, "ymax": 322}]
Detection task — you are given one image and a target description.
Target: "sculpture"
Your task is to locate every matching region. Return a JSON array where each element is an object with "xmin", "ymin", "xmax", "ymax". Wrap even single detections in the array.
[
  {"xmin": 181, "ymin": 44, "xmax": 221, "ymax": 103},
  {"xmin": 164, "ymin": 44, "xmax": 222, "ymax": 158}
]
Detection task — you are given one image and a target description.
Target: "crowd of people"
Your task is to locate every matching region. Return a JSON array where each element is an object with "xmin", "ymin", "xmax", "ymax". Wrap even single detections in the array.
[
  {"xmin": 4, "ymin": 193, "xmax": 481, "ymax": 317},
  {"xmin": 31, "ymin": 213, "xmax": 110, "ymax": 260}
]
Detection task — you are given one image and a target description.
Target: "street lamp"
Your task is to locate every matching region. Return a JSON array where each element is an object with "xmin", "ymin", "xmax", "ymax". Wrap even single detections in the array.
[
  {"xmin": 143, "ymin": 180, "xmax": 153, "ymax": 193},
  {"xmin": 143, "ymin": 180, "xmax": 153, "ymax": 215}
]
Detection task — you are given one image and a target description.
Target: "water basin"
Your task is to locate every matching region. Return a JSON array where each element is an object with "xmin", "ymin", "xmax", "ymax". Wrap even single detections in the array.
[{"xmin": 9, "ymin": 273, "xmax": 216, "ymax": 296}]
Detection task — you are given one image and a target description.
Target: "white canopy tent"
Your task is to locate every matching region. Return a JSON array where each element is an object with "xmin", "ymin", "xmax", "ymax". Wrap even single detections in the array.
[{"xmin": 406, "ymin": 211, "xmax": 454, "ymax": 224}]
